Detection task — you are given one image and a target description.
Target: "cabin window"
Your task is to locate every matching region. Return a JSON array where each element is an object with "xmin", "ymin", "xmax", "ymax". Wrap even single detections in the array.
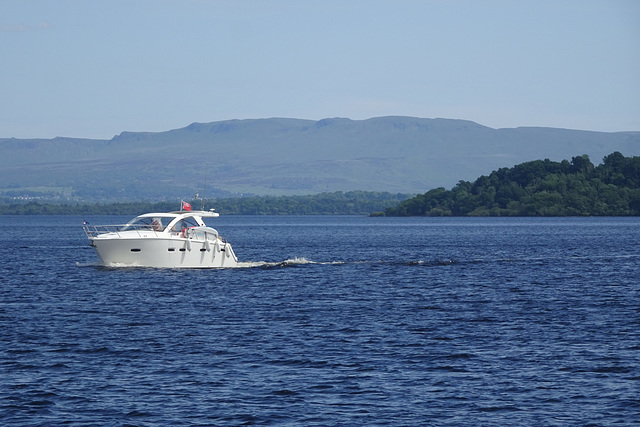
[
  {"xmin": 131, "ymin": 248, "xmax": 141, "ymax": 252},
  {"xmin": 171, "ymin": 217, "xmax": 199, "ymax": 233},
  {"xmin": 120, "ymin": 216, "xmax": 175, "ymax": 232}
]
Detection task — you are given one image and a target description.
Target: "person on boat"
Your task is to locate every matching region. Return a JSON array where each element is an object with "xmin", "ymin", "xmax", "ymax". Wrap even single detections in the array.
[
  {"xmin": 172, "ymin": 220, "xmax": 188, "ymax": 234},
  {"xmin": 151, "ymin": 219, "xmax": 163, "ymax": 231}
]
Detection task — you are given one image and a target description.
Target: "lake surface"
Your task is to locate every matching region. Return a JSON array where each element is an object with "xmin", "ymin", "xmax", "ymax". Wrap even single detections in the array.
[{"xmin": 1, "ymin": 215, "xmax": 639, "ymax": 426}]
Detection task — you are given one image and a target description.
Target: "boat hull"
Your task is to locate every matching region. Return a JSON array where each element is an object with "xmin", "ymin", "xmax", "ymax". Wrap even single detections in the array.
[{"xmin": 91, "ymin": 236, "xmax": 238, "ymax": 268}]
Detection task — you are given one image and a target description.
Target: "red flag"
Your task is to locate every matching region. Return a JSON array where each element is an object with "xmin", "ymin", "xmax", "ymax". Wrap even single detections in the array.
[{"xmin": 182, "ymin": 201, "xmax": 191, "ymax": 211}]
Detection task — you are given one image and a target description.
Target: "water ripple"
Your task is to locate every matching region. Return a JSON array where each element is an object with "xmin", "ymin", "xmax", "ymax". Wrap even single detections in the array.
[{"xmin": 1, "ymin": 216, "xmax": 639, "ymax": 425}]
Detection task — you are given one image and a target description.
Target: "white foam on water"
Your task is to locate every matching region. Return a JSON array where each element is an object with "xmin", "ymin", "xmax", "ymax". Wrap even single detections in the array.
[
  {"xmin": 236, "ymin": 257, "xmax": 349, "ymax": 268},
  {"xmin": 78, "ymin": 257, "xmax": 350, "ymax": 269},
  {"xmin": 236, "ymin": 257, "xmax": 315, "ymax": 268}
]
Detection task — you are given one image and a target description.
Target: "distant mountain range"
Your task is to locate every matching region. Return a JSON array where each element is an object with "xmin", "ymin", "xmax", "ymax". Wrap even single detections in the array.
[{"xmin": 2, "ymin": 116, "xmax": 639, "ymax": 201}]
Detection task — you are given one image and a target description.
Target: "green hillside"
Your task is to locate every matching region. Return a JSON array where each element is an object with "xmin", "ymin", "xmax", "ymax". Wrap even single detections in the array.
[
  {"xmin": 379, "ymin": 152, "xmax": 640, "ymax": 216},
  {"xmin": 1, "ymin": 117, "xmax": 639, "ymax": 201}
]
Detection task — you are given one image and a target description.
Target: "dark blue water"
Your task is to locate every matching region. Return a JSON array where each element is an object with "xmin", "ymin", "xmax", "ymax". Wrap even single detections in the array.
[{"xmin": 1, "ymin": 216, "xmax": 639, "ymax": 426}]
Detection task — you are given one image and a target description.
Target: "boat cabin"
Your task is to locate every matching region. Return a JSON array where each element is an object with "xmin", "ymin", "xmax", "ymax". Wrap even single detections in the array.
[{"xmin": 120, "ymin": 211, "xmax": 219, "ymax": 234}]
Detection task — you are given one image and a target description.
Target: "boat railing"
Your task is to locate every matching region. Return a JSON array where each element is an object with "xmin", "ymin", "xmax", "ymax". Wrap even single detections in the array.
[
  {"xmin": 83, "ymin": 224, "xmax": 224, "ymax": 241},
  {"xmin": 82, "ymin": 224, "xmax": 165, "ymax": 238}
]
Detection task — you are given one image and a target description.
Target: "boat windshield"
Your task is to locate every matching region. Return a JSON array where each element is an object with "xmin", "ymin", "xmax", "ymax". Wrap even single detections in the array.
[{"xmin": 120, "ymin": 216, "xmax": 176, "ymax": 232}]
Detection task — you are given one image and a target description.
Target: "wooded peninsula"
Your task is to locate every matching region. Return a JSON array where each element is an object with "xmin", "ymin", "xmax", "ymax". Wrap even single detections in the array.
[{"xmin": 378, "ymin": 152, "xmax": 640, "ymax": 216}]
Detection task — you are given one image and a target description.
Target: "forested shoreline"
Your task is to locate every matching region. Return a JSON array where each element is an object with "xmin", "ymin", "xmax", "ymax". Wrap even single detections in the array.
[
  {"xmin": 3, "ymin": 152, "xmax": 639, "ymax": 216},
  {"xmin": 379, "ymin": 152, "xmax": 640, "ymax": 216},
  {"xmin": 0, "ymin": 191, "xmax": 409, "ymax": 216}
]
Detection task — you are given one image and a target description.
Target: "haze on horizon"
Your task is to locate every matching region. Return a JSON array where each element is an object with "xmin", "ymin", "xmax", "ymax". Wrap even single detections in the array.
[{"xmin": 1, "ymin": 0, "xmax": 639, "ymax": 139}]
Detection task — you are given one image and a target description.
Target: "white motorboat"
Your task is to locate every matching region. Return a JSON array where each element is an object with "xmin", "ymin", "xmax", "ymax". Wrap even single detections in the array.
[{"xmin": 83, "ymin": 210, "xmax": 238, "ymax": 268}]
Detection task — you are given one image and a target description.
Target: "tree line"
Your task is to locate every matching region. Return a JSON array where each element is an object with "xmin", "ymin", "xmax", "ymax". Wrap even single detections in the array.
[
  {"xmin": 4, "ymin": 152, "xmax": 639, "ymax": 216},
  {"xmin": 378, "ymin": 152, "xmax": 640, "ymax": 216},
  {"xmin": 0, "ymin": 191, "xmax": 410, "ymax": 216}
]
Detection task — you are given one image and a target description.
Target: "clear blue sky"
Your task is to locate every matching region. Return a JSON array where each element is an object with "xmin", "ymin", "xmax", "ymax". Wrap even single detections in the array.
[{"xmin": 2, "ymin": 0, "xmax": 639, "ymax": 139}]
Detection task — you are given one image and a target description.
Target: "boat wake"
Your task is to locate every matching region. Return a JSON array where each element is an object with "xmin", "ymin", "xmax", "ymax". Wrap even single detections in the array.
[
  {"xmin": 76, "ymin": 257, "xmax": 344, "ymax": 270},
  {"xmin": 79, "ymin": 253, "xmax": 634, "ymax": 270},
  {"xmin": 237, "ymin": 257, "xmax": 345, "ymax": 269}
]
